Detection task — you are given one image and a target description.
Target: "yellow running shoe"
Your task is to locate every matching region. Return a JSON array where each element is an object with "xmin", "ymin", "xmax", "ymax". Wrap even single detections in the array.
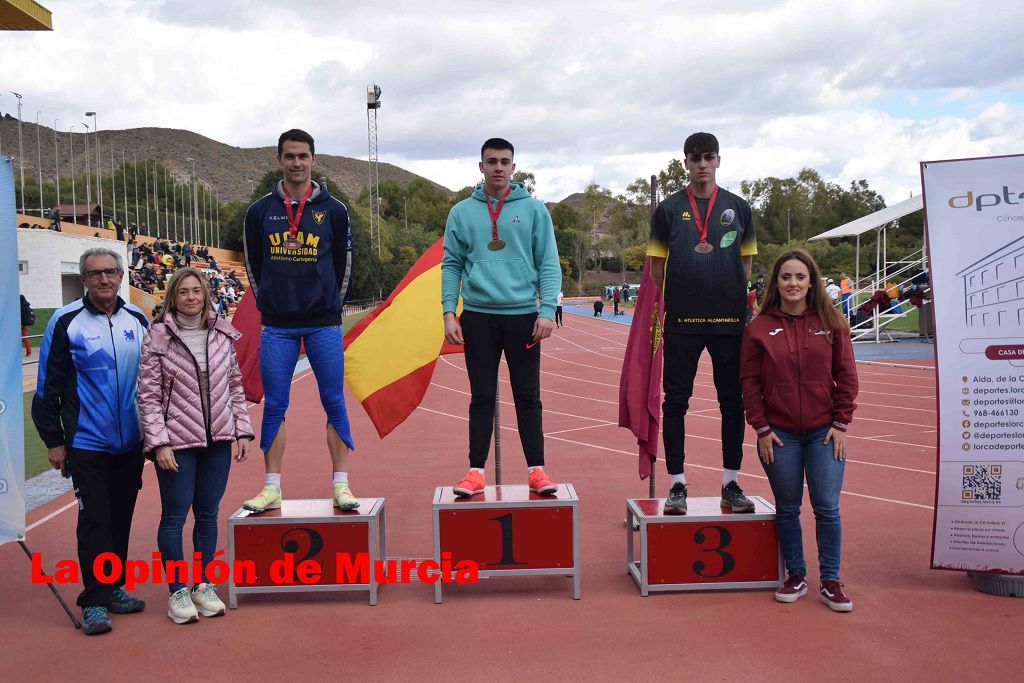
[
  {"xmin": 333, "ymin": 482, "xmax": 359, "ymax": 510},
  {"xmin": 242, "ymin": 484, "xmax": 282, "ymax": 512}
]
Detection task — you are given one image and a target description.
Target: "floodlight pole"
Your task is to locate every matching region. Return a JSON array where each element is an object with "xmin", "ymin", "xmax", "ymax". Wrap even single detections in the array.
[
  {"xmin": 649, "ymin": 174, "xmax": 659, "ymax": 499},
  {"xmin": 53, "ymin": 118, "xmax": 60, "ymax": 207},
  {"xmin": 81, "ymin": 123, "xmax": 91, "ymax": 226},
  {"xmin": 35, "ymin": 110, "xmax": 43, "ymax": 216},
  {"xmin": 366, "ymin": 84, "xmax": 382, "ymax": 257},
  {"xmin": 68, "ymin": 126, "xmax": 77, "ymax": 219},
  {"xmin": 85, "ymin": 112, "xmax": 100, "ymax": 222},
  {"xmin": 11, "ymin": 92, "xmax": 25, "ymax": 214}
]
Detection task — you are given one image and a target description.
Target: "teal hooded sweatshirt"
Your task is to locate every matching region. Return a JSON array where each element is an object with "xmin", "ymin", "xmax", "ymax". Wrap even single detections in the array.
[{"xmin": 441, "ymin": 182, "xmax": 561, "ymax": 319}]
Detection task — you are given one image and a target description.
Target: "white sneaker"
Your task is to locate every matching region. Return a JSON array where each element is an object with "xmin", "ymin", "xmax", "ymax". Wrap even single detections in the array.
[
  {"xmin": 191, "ymin": 583, "xmax": 226, "ymax": 617},
  {"xmin": 168, "ymin": 587, "xmax": 199, "ymax": 624}
]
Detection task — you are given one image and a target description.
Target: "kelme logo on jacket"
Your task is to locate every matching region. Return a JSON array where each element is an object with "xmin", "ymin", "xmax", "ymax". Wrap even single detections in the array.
[
  {"xmin": 720, "ymin": 230, "xmax": 737, "ymax": 248},
  {"xmin": 313, "ymin": 210, "xmax": 327, "ymax": 224}
]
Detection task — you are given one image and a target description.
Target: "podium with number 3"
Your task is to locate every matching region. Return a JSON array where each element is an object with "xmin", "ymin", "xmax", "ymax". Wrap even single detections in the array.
[{"xmin": 626, "ymin": 496, "xmax": 782, "ymax": 595}]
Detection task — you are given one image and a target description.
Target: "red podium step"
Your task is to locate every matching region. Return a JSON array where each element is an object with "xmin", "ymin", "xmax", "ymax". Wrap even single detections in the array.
[
  {"xmin": 626, "ymin": 496, "xmax": 782, "ymax": 595},
  {"xmin": 432, "ymin": 484, "xmax": 580, "ymax": 603},
  {"xmin": 227, "ymin": 498, "xmax": 386, "ymax": 607}
]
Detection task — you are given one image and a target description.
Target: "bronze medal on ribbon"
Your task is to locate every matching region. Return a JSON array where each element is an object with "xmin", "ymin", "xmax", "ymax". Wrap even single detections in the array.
[
  {"xmin": 694, "ymin": 242, "xmax": 713, "ymax": 254},
  {"xmin": 284, "ymin": 238, "xmax": 302, "ymax": 249},
  {"xmin": 488, "ymin": 239, "xmax": 506, "ymax": 251}
]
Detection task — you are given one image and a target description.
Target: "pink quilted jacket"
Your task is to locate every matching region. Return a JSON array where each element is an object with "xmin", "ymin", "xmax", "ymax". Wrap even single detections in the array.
[{"xmin": 137, "ymin": 312, "xmax": 254, "ymax": 454}]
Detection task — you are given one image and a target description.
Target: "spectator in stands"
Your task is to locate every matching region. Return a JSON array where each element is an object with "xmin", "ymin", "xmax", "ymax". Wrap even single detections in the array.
[
  {"xmin": 51, "ymin": 207, "xmax": 62, "ymax": 232},
  {"xmin": 20, "ymin": 294, "xmax": 35, "ymax": 356},
  {"xmin": 213, "ymin": 294, "xmax": 229, "ymax": 318},
  {"xmin": 885, "ymin": 280, "xmax": 902, "ymax": 314},
  {"xmin": 741, "ymin": 248, "xmax": 858, "ymax": 613},
  {"xmin": 137, "ymin": 267, "xmax": 254, "ymax": 624},
  {"xmin": 745, "ymin": 283, "xmax": 758, "ymax": 325},
  {"xmin": 183, "ymin": 241, "xmax": 193, "ymax": 267},
  {"xmin": 825, "ymin": 278, "xmax": 840, "ymax": 307},
  {"xmin": 31, "ymin": 247, "xmax": 150, "ymax": 635},
  {"xmin": 754, "ymin": 273, "xmax": 765, "ymax": 306},
  {"xmin": 207, "ymin": 255, "xmax": 220, "ymax": 272},
  {"xmin": 839, "ymin": 272, "xmax": 853, "ymax": 319},
  {"xmin": 115, "ymin": 220, "xmax": 125, "ymax": 242}
]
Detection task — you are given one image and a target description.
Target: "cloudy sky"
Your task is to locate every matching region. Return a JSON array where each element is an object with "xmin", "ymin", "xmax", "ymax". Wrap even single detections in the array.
[{"xmin": 3, "ymin": 0, "xmax": 1023, "ymax": 204}]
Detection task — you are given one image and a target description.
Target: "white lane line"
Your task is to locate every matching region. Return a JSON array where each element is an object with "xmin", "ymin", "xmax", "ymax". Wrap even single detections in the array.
[
  {"xmin": 546, "ymin": 422, "xmax": 617, "ymax": 436},
  {"xmin": 415, "ymin": 403, "xmax": 934, "ymax": 510},
  {"xmin": 428, "ymin": 379, "xmax": 937, "ymax": 471},
  {"xmin": 26, "ymin": 501, "xmax": 78, "ymax": 532}
]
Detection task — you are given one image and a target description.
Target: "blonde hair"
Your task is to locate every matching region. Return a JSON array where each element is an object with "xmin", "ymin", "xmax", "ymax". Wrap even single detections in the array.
[{"xmin": 154, "ymin": 268, "xmax": 212, "ymax": 327}]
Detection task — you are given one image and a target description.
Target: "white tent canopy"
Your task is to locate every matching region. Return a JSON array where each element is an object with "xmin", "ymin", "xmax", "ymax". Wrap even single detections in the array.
[{"xmin": 809, "ymin": 194, "xmax": 923, "ymax": 241}]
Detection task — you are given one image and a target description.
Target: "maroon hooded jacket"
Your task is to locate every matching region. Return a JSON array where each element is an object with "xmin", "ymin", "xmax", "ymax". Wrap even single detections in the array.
[{"xmin": 740, "ymin": 306, "xmax": 858, "ymax": 436}]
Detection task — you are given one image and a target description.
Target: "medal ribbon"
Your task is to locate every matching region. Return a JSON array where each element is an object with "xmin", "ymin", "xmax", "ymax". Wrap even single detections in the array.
[
  {"xmin": 484, "ymin": 187, "xmax": 512, "ymax": 242},
  {"xmin": 685, "ymin": 183, "xmax": 719, "ymax": 245},
  {"xmin": 283, "ymin": 183, "xmax": 313, "ymax": 239}
]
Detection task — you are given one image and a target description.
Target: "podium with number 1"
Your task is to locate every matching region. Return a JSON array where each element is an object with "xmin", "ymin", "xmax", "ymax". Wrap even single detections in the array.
[{"xmin": 432, "ymin": 484, "xmax": 581, "ymax": 603}]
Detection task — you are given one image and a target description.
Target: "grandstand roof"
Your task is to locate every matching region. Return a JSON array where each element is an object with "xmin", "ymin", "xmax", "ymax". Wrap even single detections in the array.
[
  {"xmin": 0, "ymin": 0, "xmax": 52, "ymax": 30},
  {"xmin": 810, "ymin": 194, "xmax": 923, "ymax": 241}
]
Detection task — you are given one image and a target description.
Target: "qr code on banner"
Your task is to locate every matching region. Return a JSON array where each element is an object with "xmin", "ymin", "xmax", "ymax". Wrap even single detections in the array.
[{"xmin": 962, "ymin": 464, "xmax": 1002, "ymax": 500}]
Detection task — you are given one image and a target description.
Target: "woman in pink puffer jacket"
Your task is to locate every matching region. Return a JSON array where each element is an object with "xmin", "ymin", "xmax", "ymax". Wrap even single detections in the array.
[{"xmin": 137, "ymin": 267, "xmax": 254, "ymax": 625}]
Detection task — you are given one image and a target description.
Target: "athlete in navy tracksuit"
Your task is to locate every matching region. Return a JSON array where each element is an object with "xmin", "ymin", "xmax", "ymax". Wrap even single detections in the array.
[
  {"xmin": 241, "ymin": 128, "xmax": 357, "ymax": 513},
  {"xmin": 32, "ymin": 248, "xmax": 149, "ymax": 634}
]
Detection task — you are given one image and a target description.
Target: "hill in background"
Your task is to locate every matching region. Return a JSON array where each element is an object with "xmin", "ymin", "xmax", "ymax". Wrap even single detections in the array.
[{"xmin": 0, "ymin": 115, "xmax": 448, "ymax": 203}]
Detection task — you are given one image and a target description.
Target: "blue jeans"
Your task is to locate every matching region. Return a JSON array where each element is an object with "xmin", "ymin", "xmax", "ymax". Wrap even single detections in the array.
[
  {"xmin": 760, "ymin": 424, "xmax": 845, "ymax": 581},
  {"xmin": 156, "ymin": 443, "xmax": 232, "ymax": 592},
  {"xmin": 259, "ymin": 324, "xmax": 354, "ymax": 453}
]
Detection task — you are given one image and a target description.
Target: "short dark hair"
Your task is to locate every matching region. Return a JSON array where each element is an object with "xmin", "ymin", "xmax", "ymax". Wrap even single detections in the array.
[
  {"xmin": 481, "ymin": 137, "xmax": 514, "ymax": 160},
  {"xmin": 683, "ymin": 132, "xmax": 719, "ymax": 157},
  {"xmin": 278, "ymin": 129, "xmax": 315, "ymax": 157}
]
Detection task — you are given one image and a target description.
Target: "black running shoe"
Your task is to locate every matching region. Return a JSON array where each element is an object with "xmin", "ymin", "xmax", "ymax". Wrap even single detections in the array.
[
  {"xmin": 721, "ymin": 481, "xmax": 755, "ymax": 512},
  {"xmin": 664, "ymin": 482, "xmax": 688, "ymax": 515}
]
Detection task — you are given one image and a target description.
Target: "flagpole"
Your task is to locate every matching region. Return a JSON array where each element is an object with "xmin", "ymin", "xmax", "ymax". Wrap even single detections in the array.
[
  {"xmin": 649, "ymin": 174, "xmax": 659, "ymax": 500},
  {"xmin": 493, "ymin": 386, "xmax": 502, "ymax": 486}
]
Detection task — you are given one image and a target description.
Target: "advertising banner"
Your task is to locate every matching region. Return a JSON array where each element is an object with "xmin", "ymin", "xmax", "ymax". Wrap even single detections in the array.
[
  {"xmin": 923, "ymin": 154, "xmax": 1024, "ymax": 574},
  {"xmin": 0, "ymin": 156, "xmax": 27, "ymax": 545}
]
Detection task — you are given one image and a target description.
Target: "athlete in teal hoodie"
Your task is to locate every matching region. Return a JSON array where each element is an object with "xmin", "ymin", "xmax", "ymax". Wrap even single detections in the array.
[{"xmin": 441, "ymin": 138, "xmax": 561, "ymax": 497}]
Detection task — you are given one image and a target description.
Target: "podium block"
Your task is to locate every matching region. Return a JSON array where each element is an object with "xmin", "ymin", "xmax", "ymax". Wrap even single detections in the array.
[
  {"xmin": 626, "ymin": 496, "xmax": 781, "ymax": 595},
  {"xmin": 432, "ymin": 484, "xmax": 580, "ymax": 603},
  {"xmin": 227, "ymin": 498, "xmax": 386, "ymax": 607}
]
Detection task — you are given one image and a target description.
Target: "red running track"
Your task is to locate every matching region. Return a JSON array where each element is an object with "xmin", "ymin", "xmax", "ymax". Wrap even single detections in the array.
[{"xmin": 2, "ymin": 313, "xmax": 1022, "ymax": 681}]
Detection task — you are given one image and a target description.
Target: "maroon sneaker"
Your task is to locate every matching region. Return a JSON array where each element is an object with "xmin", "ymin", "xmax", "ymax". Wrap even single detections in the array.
[
  {"xmin": 820, "ymin": 580, "xmax": 853, "ymax": 612},
  {"xmin": 774, "ymin": 572, "xmax": 808, "ymax": 603}
]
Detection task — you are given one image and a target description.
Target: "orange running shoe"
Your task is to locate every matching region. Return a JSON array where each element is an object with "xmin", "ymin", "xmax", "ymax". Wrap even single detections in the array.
[
  {"xmin": 528, "ymin": 467, "xmax": 558, "ymax": 495},
  {"xmin": 453, "ymin": 470, "xmax": 486, "ymax": 497}
]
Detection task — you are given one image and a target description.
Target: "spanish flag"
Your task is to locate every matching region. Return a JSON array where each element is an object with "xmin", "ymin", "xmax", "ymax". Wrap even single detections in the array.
[{"xmin": 344, "ymin": 238, "xmax": 462, "ymax": 438}]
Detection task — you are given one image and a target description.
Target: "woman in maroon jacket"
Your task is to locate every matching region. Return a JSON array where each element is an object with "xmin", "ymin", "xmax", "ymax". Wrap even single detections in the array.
[
  {"xmin": 138, "ymin": 268, "xmax": 255, "ymax": 624},
  {"xmin": 740, "ymin": 249, "xmax": 858, "ymax": 612}
]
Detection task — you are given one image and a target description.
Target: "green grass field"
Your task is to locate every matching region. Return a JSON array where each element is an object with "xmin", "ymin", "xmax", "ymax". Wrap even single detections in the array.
[{"xmin": 22, "ymin": 307, "xmax": 375, "ymax": 480}]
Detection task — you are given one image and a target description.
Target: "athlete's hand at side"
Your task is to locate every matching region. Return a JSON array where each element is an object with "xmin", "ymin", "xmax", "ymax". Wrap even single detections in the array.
[
  {"xmin": 532, "ymin": 316, "xmax": 555, "ymax": 343},
  {"xmin": 443, "ymin": 312, "xmax": 463, "ymax": 345}
]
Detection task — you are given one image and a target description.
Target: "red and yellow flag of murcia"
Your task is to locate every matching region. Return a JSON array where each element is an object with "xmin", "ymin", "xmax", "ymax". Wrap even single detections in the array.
[{"xmin": 343, "ymin": 238, "xmax": 462, "ymax": 437}]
